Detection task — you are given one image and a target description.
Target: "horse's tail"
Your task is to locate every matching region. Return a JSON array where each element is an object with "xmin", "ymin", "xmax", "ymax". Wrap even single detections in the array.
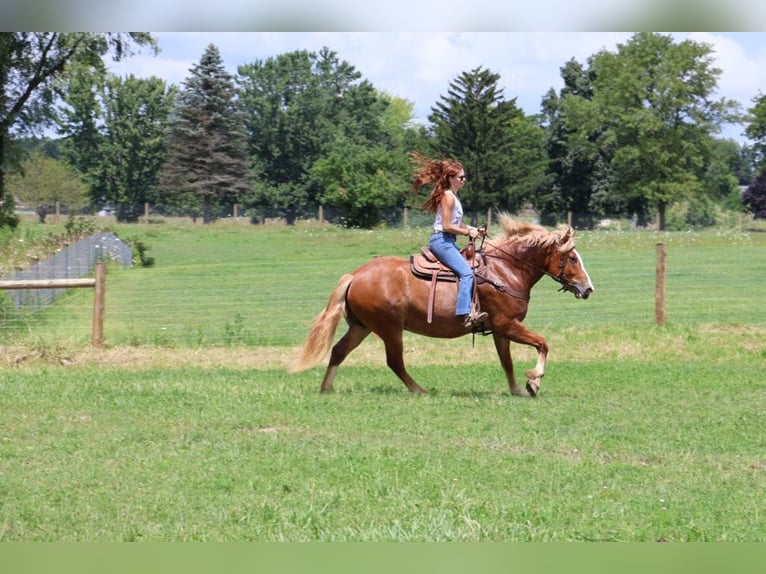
[{"xmin": 289, "ymin": 273, "xmax": 354, "ymax": 373}]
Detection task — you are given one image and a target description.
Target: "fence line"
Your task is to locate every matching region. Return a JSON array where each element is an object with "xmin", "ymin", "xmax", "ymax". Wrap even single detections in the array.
[
  {"xmin": 1, "ymin": 231, "xmax": 131, "ymax": 308},
  {"xmin": 0, "ymin": 262, "xmax": 106, "ymax": 346},
  {"xmin": 1, "ymin": 225, "xmax": 764, "ymax": 348}
]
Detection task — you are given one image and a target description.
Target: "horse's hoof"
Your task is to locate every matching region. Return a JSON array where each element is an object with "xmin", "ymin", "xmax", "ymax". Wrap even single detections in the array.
[{"xmin": 525, "ymin": 381, "xmax": 539, "ymax": 397}]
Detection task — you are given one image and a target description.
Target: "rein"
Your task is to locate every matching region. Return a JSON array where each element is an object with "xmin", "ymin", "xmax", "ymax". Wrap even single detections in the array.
[{"xmin": 480, "ymin": 239, "xmax": 575, "ymax": 296}]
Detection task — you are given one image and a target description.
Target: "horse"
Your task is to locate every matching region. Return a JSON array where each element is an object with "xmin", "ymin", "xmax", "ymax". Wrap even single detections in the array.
[{"xmin": 290, "ymin": 213, "xmax": 594, "ymax": 397}]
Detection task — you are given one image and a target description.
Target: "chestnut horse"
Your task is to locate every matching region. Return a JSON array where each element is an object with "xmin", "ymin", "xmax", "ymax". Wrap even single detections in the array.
[{"xmin": 290, "ymin": 214, "xmax": 594, "ymax": 397}]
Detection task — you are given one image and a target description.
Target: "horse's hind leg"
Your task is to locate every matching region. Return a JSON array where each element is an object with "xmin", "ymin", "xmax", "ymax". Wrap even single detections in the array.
[
  {"xmin": 320, "ymin": 324, "xmax": 371, "ymax": 393},
  {"xmin": 382, "ymin": 331, "xmax": 427, "ymax": 395},
  {"xmin": 493, "ymin": 334, "xmax": 526, "ymax": 397}
]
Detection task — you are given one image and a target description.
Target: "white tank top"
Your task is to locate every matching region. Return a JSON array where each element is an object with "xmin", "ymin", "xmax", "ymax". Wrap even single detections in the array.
[{"xmin": 433, "ymin": 190, "xmax": 463, "ymax": 232}]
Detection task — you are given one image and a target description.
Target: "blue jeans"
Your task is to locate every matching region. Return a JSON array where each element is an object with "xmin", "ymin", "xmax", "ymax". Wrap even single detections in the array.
[{"xmin": 429, "ymin": 231, "xmax": 473, "ymax": 316}]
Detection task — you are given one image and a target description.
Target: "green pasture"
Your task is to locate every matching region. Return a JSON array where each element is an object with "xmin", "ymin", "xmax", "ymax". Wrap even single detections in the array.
[
  {"xmin": 1, "ymin": 219, "xmax": 765, "ymax": 541},
  {"xmin": 1, "ymin": 352, "xmax": 764, "ymax": 541},
  {"xmin": 4, "ymin": 220, "xmax": 766, "ymax": 347}
]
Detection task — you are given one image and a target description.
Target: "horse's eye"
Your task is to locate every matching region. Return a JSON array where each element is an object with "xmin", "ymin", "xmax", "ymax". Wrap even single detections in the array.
[{"xmin": 568, "ymin": 253, "xmax": 578, "ymax": 263}]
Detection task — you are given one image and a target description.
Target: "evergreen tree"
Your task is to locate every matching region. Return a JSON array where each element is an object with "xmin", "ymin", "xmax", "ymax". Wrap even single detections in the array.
[
  {"xmin": 429, "ymin": 66, "xmax": 541, "ymax": 219},
  {"xmin": 160, "ymin": 44, "xmax": 251, "ymax": 223}
]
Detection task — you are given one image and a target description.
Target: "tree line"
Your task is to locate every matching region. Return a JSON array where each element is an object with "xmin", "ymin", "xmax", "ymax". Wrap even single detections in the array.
[{"xmin": 2, "ymin": 32, "xmax": 766, "ymax": 230}]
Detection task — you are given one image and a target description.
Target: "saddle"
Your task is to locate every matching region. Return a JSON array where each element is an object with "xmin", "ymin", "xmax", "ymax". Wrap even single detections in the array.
[{"xmin": 410, "ymin": 244, "xmax": 486, "ymax": 323}]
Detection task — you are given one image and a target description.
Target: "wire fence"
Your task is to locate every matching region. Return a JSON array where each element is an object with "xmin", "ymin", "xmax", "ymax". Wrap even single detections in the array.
[
  {"xmin": 0, "ymin": 231, "xmax": 131, "ymax": 309},
  {"xmin": 1, "ymin": 223, "xmax": 764, "ymax": 348}
]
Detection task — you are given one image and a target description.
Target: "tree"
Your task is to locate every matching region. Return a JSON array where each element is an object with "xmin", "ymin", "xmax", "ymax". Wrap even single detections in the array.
[
  {"xmin": 58, "ymin": 73, "xmax": 175, "ymax": 221},
  {"xmin": 586, "ymin": 32, "xmax": 740, "ymax": 230},
  {"xmin": 237, "ymin": 47, "xmax": 397, "ymax": 225},
  {"xmin": 743, "ymin": 168, "xmax": 766, "ymax": 219},
  {"xmin": 311, "ymin": 137, "xmax": 409, "ymax": 228},
  {"xmin": 160, "ymin": 44, "xmax": 251, "ymax": 224},
  {"xmin": 539, "ymin": 59, "xmax": 615, "ymax": 227},
  {"xmin": 97, "ymin": 75, "xmax": 175, "ymax": 221},
  {"xmin": 0, "ymin": 32, "xmax": 156, "ymax": 228},
  {"xmin": 428, "ymin": 66, "xmax": 543, "ymax": 219},
  {"xmin": 745, "ymin": 93, "xmax": 766, "ymax": 170},
  {"xmin": 703, "ymin": 139, "xmax": 744, "ymax": 208},
  {"xmin": 56, "ymin": 63, "xmax": 106, "ymax": 191},
  {"xmin": 6, "ymin": 149, "xmax": 87, "ymax": 222}
]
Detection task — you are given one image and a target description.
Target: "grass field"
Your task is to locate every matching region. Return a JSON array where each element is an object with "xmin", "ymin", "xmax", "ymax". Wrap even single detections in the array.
[
  {"xmin": 1, "ymin": 219, "xmax": 765, "ymax": 541},
  {"xmin": 4, "ymin": 218, "xmax": 766, "ymax": 347}
]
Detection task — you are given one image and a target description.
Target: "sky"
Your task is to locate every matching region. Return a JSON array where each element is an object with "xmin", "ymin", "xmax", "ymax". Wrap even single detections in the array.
[{"xmin": 104, "ymin": 32, "xmax": 766, "ymax": 144}]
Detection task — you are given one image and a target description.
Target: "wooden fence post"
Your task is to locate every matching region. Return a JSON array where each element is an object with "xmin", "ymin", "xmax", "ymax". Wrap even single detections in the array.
[
  {"xmin": 0, "ymin": 266, "xmax": 105, "ymax": 346},
  {"xmin": 91, "ymin": 261, "xmax": 106, "ymax": 347},
  {"xmin": 655, "ymin": 243, "xmax": 666, "ymax": 326}
]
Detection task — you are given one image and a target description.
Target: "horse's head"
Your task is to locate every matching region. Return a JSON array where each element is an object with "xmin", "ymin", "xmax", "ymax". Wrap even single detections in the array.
[
  {"xmin": 550, "ymin": 226, "xmax": 594, "ymax": 300},
  {"xmin": 492, "ymin": 214, "xmax": 594, "ymax": 300}
]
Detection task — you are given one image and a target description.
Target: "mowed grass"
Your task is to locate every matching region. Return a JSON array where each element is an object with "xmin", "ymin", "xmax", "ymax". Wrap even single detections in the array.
[
  {"xmin": 1, "ymin": 219, "xmax": 766, "ymax": 541},
  {"xmin": 1, "ymin": 353, "xmax": 764, "ymax": 541}
]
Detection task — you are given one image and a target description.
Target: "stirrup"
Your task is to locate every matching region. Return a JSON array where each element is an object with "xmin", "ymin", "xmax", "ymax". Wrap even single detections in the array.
[{"xmin": 463, "ymin": 311, "xmax": 488, "ymax": 328}]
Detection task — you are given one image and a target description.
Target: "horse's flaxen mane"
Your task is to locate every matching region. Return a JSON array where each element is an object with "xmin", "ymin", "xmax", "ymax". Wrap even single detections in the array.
[{"xmin": 491, "ymin": 212, "xmax": 575, "ymax": 252}]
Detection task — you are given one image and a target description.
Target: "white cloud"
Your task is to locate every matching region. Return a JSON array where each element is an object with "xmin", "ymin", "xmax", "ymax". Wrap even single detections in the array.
[{"xmin": 689, "ymin": 32, "xmax": 766, "ymax": 104}]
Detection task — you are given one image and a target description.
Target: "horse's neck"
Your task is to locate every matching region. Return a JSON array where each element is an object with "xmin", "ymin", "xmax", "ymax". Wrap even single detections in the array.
[{"xmin": 488, "ymin": 244, "xmax": 546, "ymax": 289}]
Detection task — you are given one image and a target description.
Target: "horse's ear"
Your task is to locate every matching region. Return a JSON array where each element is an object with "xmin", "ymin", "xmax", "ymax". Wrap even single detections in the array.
[
  {"xmin": 559, "ymin": 224, "xmax": 575, "ymax": 241},
  {"xmin": 558, "ymin": 225, "xmax": 575, "ymax": 250}
]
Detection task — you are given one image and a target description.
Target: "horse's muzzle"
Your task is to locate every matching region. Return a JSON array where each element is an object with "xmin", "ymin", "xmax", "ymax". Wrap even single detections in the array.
[
  {"xmin": 559, "ymin": 282, "xmax": 593, "ymax": 300},
  {"xmin": 574, "ymin": 286, "xmax": 593, "ymax": 300}
]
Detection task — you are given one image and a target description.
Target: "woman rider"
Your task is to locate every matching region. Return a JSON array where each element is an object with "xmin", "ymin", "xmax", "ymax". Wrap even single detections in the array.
[{"xmin": 410, "ymin": 152, "xmax": 488, "ymax": 328}]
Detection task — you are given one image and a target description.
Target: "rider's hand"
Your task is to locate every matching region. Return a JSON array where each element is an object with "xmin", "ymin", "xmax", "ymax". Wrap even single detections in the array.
[{"xmin": 468, "ymin": 226, "xmax": 486, "ymax": 239}]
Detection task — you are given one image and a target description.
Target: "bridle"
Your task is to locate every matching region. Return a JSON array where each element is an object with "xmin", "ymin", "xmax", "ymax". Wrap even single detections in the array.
[{"xmin": 477, "ymin": 236, "xmax": 578, "ymax": 296}]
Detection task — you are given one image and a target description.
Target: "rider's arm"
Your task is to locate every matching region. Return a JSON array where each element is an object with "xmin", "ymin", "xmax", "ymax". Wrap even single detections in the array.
[{"xmin": 440, "ymin": 194, "xmax": 481, "ymax": 239}]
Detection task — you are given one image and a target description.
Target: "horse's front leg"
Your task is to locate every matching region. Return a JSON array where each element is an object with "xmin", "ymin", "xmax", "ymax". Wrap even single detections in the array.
[
  {"xmin": 496, "ymin": 321, "xmax": 548, "ymax": 397},
  {"xmin": 523, "ymin": 340, "xmax": 548, "ymax": 398}
]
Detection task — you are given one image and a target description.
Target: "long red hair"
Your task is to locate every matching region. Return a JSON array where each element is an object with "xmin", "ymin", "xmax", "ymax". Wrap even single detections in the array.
[{"xmin": 409, "ymin": 151, "xmax": 464, "ymax": 214}]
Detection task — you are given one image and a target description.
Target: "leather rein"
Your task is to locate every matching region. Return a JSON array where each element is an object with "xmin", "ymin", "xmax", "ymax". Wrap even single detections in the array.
[{"xmin": 473, "ymin": 236, "xmax": 576, "ymax": 299}]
